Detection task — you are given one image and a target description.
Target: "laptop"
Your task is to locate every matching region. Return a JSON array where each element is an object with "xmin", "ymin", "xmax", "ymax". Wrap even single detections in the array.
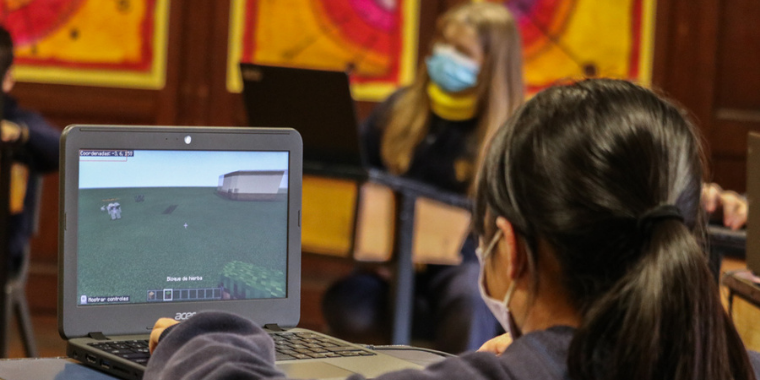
[
  {"xmin": 59, "ymin": 125, "xmax": 422, "ymax": 379},
  {"xmin": 747, "ymin": 132, "xmax": 760, "ymax": 274},
  {"xmin": 239, "ymin": 63, "xmax": 367, "ymax": 179}
]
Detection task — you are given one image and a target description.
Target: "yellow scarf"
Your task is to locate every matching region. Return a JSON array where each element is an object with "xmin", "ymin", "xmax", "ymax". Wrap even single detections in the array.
[
  {"xmin": 427, "ymin": 82, "xmax": 478, "ymax": 121},
  {"xmin": 8, "ymin": 163, "xmax": 28, "ymax": 214}
]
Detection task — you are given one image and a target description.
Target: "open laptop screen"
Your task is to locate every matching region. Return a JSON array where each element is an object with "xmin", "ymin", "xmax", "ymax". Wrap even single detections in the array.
[
  {"xmin": 75, "ymin": 149, "xmax": 289, "ymax": 306},
  {"xmin": 240, "ymin": 64, "xmax": 366, "ymax": 179}
]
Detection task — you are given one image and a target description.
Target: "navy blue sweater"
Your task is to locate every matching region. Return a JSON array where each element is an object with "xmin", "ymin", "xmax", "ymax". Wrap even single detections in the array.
[
  {"xmin": 5, "ymin": 96, "xmax": 59, "ymax": 274},
  {"xmin": 145, "ymin": 311, "xmax": 760, "ymax": 380},
  {"xmin": 361, "ymin": 89, "xmax": 479, "ymax": 195}
]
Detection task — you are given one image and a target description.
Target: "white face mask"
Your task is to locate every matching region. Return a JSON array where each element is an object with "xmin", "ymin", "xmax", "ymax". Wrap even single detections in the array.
[{"xmin": 476, "ymin": 229, "xmax": 519, "ymax": 338}]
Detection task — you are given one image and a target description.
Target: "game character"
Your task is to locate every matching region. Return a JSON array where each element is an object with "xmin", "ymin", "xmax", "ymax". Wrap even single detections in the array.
[{"xmin": 107, "ymin": 202, "xmax": 121, "ymax": 220}]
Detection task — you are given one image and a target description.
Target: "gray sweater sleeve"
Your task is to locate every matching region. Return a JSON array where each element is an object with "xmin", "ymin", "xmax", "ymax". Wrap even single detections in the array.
[
  {"xmin": 144, "ymin": 311, "xmax": 288, "ymax": 380},
  {"xmin": 143, "ymin": 311, "xmax": 577, "ymax": 380}
]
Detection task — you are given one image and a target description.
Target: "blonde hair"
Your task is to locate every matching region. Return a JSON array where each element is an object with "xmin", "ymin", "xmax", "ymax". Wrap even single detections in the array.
[{"xmin": 380, "ymin": 2, "xmax": 524, "ymax": 178}]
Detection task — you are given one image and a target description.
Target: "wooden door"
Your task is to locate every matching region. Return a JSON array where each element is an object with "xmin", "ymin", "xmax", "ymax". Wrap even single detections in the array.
[{"xmin": 653, "ymin": 0, "xmax": 760, "ymax": 192}]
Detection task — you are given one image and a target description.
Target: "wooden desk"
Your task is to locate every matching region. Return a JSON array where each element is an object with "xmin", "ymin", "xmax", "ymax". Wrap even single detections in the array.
[
  {"xmin": 708, "ymin": 225, "xmax": 747, "ymax": 258},
  {"xmin": 0, "ymin": 348, "xmax": 450, "ymax": 380},
  {"xmin": 302, "ymin": 169, "xmax": 472, "ymax": 346},
  {"xmin": 707, "ymin": 225, "xmax": 746, "ymax": 282},
  {"xmin": 722, "ymin": 270, "xmax": 760, "ymax": 319},
  {"xmin": 365, "ymin": 170, "xmax": 471, "ymax": 345},
  {"xmin": 303, "ymin": 170, "xmax": 746, "ymax": 345},
  {"xmin": 365, "ymin": 176, "xmax": 744, "ymax": 345}
]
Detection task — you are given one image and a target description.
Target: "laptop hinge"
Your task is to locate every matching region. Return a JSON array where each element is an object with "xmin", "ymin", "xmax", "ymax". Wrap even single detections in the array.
[
  {"xmin": 264, "ymin": 324, "xmax": 284, "ymax": 332},
  {"xmin": 87, "ymin": 332, "xmax": 109, "ymax": 341}
]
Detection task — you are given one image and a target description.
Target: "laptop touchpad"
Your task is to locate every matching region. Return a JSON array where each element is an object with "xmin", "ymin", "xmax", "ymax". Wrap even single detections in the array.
[{"xmin": 278, "ymin": 362, "xmax": 355, "ymax": 379}]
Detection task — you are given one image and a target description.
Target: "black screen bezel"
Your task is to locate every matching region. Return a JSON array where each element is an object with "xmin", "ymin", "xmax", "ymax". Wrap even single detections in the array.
[{"xmin": 59, "ymin": 125, "xmax": 302, "ymax": 338}]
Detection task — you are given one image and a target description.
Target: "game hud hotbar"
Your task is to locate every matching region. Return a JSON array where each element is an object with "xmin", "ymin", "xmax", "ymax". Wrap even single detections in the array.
[{"xmin": 76, "ymin": 149, "xmax": 289, "ymax": 306}]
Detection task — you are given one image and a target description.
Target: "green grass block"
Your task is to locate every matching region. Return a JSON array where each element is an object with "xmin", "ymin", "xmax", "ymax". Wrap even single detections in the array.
[{"xmin": 221, "ymin": 261, "xmax": 285, "ymax": 299}]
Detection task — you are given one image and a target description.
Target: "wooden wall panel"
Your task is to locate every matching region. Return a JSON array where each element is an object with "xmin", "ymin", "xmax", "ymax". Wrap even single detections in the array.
[
  {"xmin": 712, "ymin": 120, "xmax": 755, "ymax": 158},
  {"xmin": 714, "ymin": 0, "xmax": 760, "ymax": 111},
  {"xmin": 174, "ymin": 0, "xmax": 218, "ymax": 126},
  {"xmin": 652, "ymin": 0, "xmax": 719, "ymax": 139},
  {"xmin": 208, "ymin": 1, "xmax": 246, "ymax": 128},
  {"xmin": 13, "ymin": 86, "xmax": 157, "ymax": 125},
  {"xmin": 652, "ymin": 0, "xmax": 760, "ymax": 192},
  {"xmin": 709, "ymin": 0, "xmax": 760, "ymax": 191}
]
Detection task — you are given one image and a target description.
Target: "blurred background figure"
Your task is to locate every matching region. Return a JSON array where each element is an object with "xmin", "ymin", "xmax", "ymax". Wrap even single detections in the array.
[
  {"xmin": 0, "ymin": 25, "xmax": 60, "ymax": 276},
  {"xmin": 322, "ymin": 2, "xmax": 524, "ymax": 354}
]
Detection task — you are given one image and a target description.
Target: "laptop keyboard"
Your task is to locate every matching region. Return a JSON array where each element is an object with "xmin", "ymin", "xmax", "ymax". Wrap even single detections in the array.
[
  {"xmin": 86, "ymin": 332, "xmax": 375, "ymax": 364},
  {"xmin": 271, "ymin": 331, "xmax": 376, "ymax": 361},
  {"xmin": 88, "ymin": 340, "xmax": 151, "ymax": 364}
]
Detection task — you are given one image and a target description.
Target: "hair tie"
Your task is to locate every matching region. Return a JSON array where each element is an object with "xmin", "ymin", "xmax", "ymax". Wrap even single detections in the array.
[{"xmin": 636, "ymin": 204, "xmax": 684, "ymax": 235}]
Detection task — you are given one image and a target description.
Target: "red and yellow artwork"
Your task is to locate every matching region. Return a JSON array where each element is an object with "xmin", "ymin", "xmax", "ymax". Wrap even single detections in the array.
[
  {"xmin": 228, "ymin": 0, "xmax": 418, "ymax": 100},
  {"xmin": 490, "ymin": 0, "xmax": 655, "ymax": 92},
  {"xmin": 3, "ymin": 0, "xmax": 170, "ymax": 89}
]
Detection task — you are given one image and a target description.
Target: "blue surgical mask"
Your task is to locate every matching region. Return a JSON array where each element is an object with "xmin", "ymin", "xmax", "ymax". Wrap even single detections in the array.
[
  {"xmin": 476, "ymin": 229, "xmax": 519, "ymax": 338},
  {"xmin": 426, "ymin": 44, "xmax": 481, "ymax": 93}
]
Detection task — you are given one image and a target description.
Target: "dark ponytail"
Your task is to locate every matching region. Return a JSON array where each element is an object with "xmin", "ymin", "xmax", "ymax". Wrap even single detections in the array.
[
  {"xmin": 474, "ymin": 79, "xmax": 755, "ymax": 380},
  {"xmin": 570, "ymin": 220, "xmax": 752, "ymax": 379}
]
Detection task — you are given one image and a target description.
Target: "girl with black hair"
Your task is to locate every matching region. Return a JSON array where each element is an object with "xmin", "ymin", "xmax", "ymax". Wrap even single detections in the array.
[
  {"xmin": 473, "ymin": 78, "xmax": 757, "ymax": 379},
  {"xmin": 146, "ymin": 79, "xmax": 760, "ymax": 380}
]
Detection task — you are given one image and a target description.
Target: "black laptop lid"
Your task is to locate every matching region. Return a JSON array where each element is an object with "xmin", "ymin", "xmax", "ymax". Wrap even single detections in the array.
[
  {"xmin": 59, "ymin": 125, "xmax": 302, "ymax": 338},
  {"xmin": 239, "ymin": 64, "xmax": 365, "ymax": 178}
]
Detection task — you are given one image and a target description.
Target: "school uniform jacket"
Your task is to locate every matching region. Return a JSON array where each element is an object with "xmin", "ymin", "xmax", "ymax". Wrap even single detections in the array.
[
  {"xmin": 361, "ymin": 89, "xmax": 479, "ymax": 195},
  {"xmin": 144, "ymin": 310, "xmax": 760, "ymax": 380}
]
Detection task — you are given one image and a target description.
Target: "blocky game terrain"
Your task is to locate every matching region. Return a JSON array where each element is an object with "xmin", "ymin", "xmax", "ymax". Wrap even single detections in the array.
[{"xmin": 76, "ymin": 186, "xmax": 288, "ymax": 304}]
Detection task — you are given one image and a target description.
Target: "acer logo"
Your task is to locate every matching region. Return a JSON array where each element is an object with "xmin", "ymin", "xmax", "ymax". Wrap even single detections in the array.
[{"xmin": 175, "ymin": 312, "xmax": 196, "ymax": 321}]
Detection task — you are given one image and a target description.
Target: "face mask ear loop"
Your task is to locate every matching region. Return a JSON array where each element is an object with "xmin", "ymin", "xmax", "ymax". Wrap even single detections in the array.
[
  {"xmin": 482, "ymin": 229, "xmax": 503, "ymax": 262},
  {"xmin": 501, "ymin": 264, "xmax": 521, "ymax": 338},
  {"xmin": 502, "ymin": 279, "xmax": 517, "ymax": 306},
  {"xmin": 503, "ymin": 242, "xmax": 528, "ymax": 338}
]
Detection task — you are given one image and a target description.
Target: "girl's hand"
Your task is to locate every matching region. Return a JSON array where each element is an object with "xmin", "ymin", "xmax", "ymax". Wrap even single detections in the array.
[
  {"xmin": 702, "ymin": 183, "xmax": 747, "ymax": 230},
  {"xmin": 477, "ymin": 333, "xmax": 512, "ymax": 355},
  {"xmin": 149, "ymin": 318, "xmax": 180, "ymax": 354}
]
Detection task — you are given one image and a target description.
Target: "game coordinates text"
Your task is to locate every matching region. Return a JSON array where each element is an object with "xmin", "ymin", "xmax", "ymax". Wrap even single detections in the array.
[{"xmin": 80, "ymin": 150, "xmax": 134, "ymax": 157}]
